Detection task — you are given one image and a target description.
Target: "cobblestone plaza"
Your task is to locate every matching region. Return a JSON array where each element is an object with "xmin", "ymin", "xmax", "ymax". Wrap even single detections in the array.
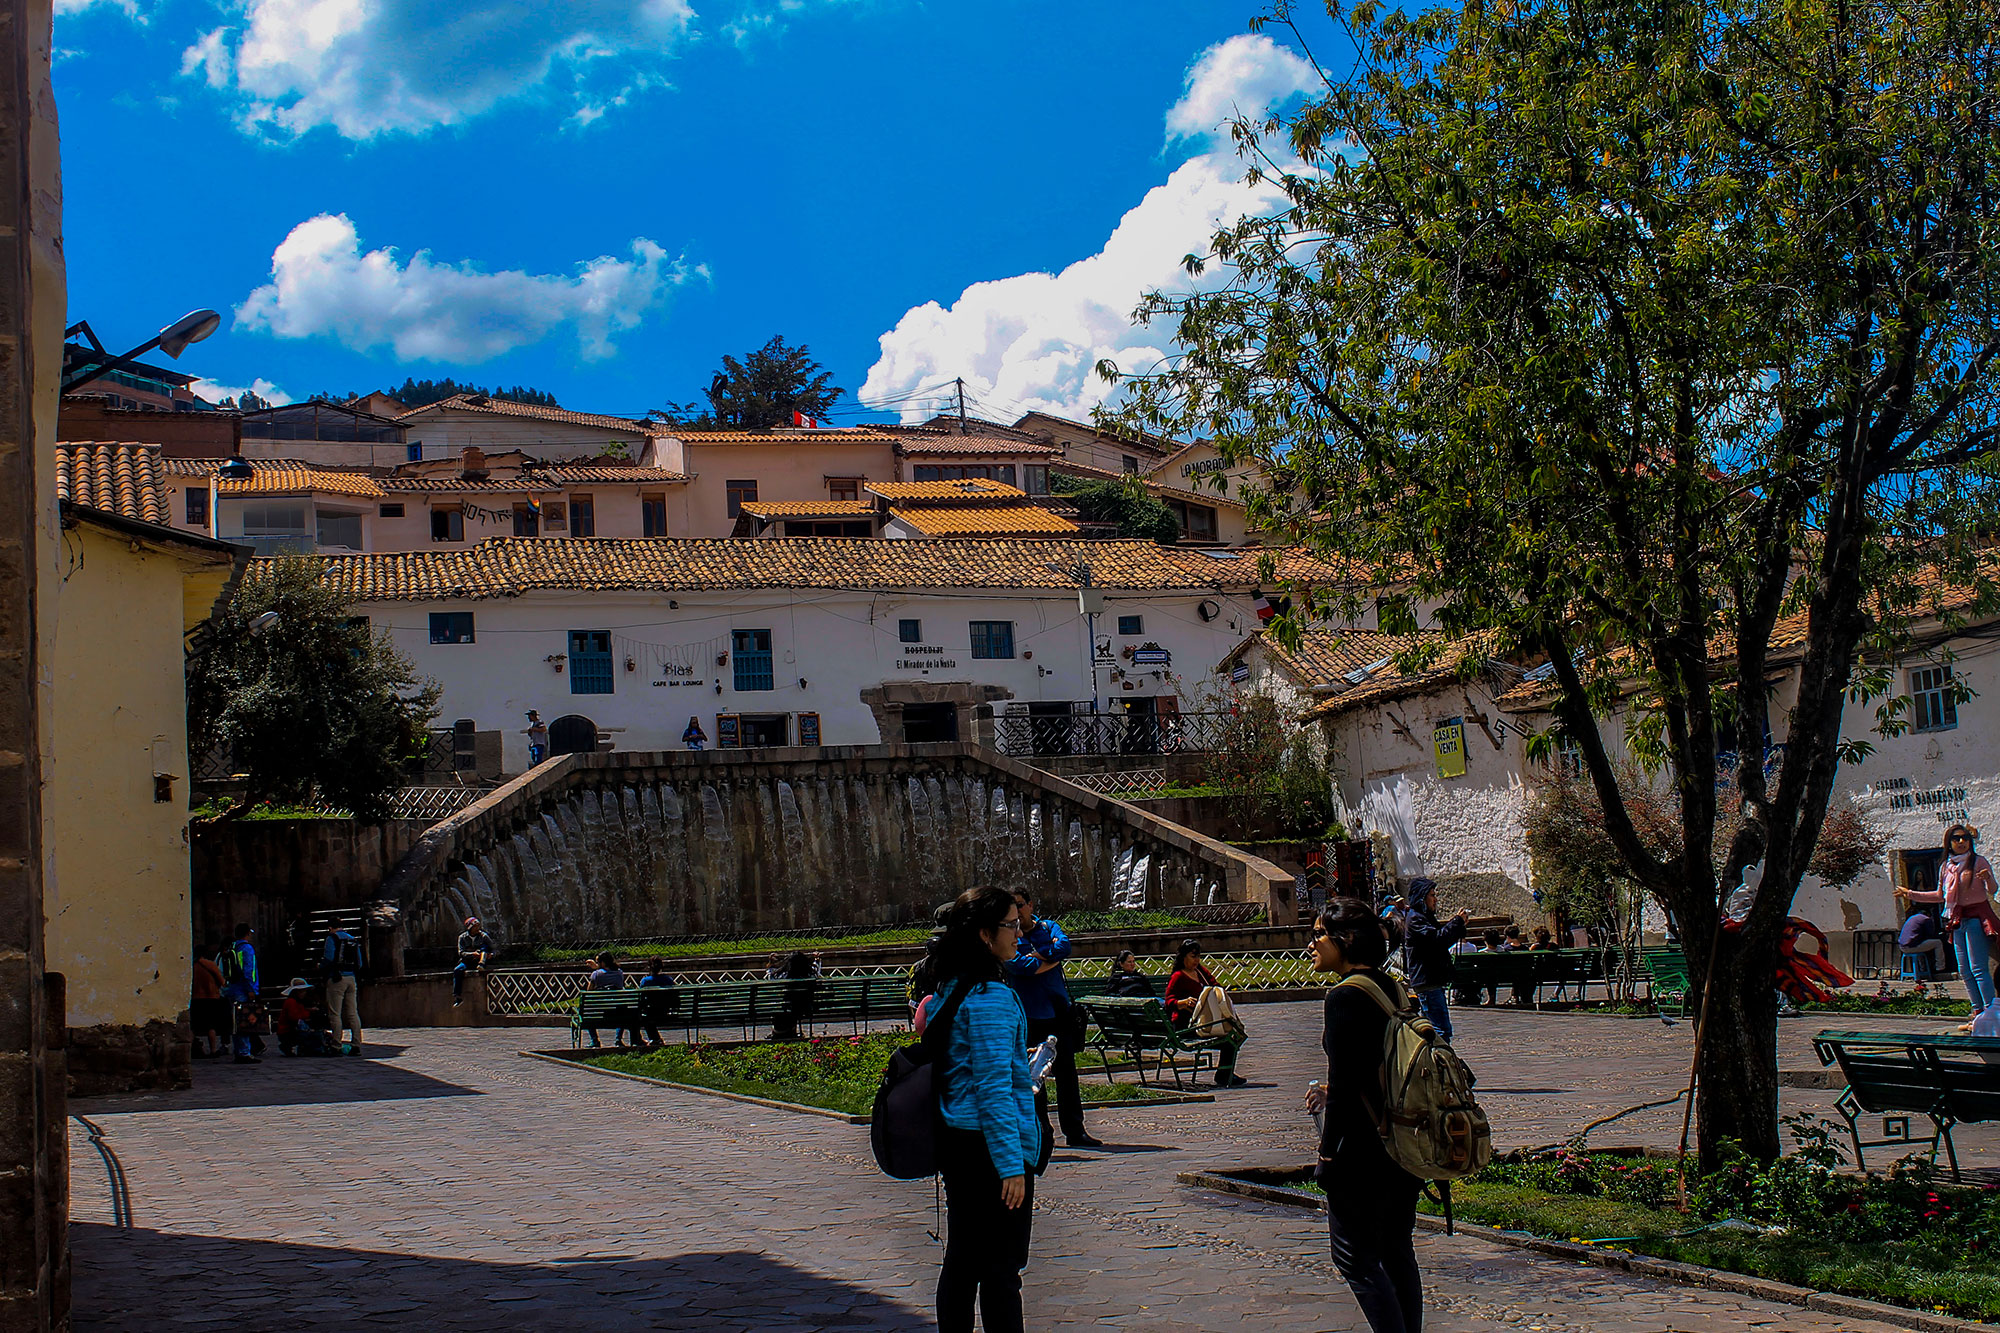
[{"xmin": 71, "ymin": 1005, "xmax": 1996, "ymax": 1331}]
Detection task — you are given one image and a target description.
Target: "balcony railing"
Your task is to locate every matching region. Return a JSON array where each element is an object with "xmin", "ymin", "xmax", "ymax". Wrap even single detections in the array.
[{"xmin": 992, "ymin": 710, "xmax": 1231, "ymax": 759}]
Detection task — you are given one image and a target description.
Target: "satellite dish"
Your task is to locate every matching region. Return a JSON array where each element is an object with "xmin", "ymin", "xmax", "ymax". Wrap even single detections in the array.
[{"xmin": 1196, "ymin": 599, "xmax": 1221, "ymax": 622}]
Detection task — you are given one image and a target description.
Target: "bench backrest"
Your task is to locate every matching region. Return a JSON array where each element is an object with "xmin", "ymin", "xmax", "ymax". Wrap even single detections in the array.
[{"xmin": 1079, "ymin": 995, "xmax": 1177, "ymax": 1040}]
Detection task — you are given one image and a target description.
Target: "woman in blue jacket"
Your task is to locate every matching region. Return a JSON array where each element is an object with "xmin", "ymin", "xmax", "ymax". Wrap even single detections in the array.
[{"xmin": 930, "ymin": 884, "xmax": 1040, "ymax": 1333}]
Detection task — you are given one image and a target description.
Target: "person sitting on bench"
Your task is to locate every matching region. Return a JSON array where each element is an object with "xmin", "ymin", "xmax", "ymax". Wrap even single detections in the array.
[{"xmin": 1899, "ymin": 906, "xmax": 1948, "ymax": 972}]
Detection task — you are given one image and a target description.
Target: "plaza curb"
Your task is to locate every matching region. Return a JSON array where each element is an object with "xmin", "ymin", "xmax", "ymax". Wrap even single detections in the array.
[
  {"xmin": 1175, "ymin": 1169, "xmax": 1992, "ymax": 1333},
  {"xmin": 522, "ymin": 1049, "xmax": 1217, "ymax": 1123}
]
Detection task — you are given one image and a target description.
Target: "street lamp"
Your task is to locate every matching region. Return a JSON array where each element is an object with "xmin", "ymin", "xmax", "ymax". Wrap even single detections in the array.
[{"xmin": 61, "ymin": 309, "xmax": 222, "ymax": 395}]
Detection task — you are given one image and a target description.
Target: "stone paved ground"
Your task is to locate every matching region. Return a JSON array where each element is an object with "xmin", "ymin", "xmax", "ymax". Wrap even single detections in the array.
[{"xmin": 69, "ymin": 1003, "xmax": 1996, "ymax": 1331}]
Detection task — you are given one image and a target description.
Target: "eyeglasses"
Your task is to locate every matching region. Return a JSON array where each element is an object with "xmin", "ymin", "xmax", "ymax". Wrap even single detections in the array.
[
  {"xmin": 1953, "ymin": 834, "xmax": 1972, "ymax": 843},
  {"xmin": 997, "ymin": 920, "xmax": 1022, "ymax": 933}
]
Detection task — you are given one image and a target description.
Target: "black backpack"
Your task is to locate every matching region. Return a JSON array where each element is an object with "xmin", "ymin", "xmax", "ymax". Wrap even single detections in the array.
[
  {"xmin": 323, "ymin": 933, "xmax": 362, "ymax": 978},
  {"xmin": 870, "ymin": 982, "xmax": 975, "ymax": 1180}
]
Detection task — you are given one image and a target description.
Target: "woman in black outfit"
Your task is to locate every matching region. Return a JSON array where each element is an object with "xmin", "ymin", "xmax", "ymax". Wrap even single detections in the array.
[
  {"xmin": 1305, "ymin": 897, "xmax": 1425, "ymax": 1333},
  {"xmin": 1106, "ymin": 949, "xmax": 1154, "ymax": 997}
]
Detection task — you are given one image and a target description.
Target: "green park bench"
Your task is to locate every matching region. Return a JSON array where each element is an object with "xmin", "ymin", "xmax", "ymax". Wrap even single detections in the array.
[
  {"xmin": 570, "ymin": 988, "xmax": 645, "ymax": 1048},
  {"xmin": 1643, "ymin": 950, "xmax": 1692, "ymax": 1015},
  {"xmin": 1076, "ymin": 994, "xmax": 1225, "ymax": 1091},
  {"xmin": 1812, "ymin": 1029, "xmax": 2000, "ymax": 1180}
]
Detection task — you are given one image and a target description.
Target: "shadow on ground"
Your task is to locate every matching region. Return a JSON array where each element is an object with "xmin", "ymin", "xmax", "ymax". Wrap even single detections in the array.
[
  {"xmin": 70, "ymin": 1045, "xmax": 480, "ymax": 1114},
  {"xmin": 72, "ymin": 1226, "xmax": 933, "ymax": 1332}
]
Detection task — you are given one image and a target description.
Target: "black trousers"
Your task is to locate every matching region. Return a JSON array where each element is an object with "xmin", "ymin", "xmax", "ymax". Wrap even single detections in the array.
[
  {"xmin": 937, "ymin": 1127, "xmax": 1033, "ymax": 1333},
  {"xmin": 1324, "ymin": 1169, "xmax": 1423, "ymax": 1333},
  {"xmin": 1025, "ymin": 1011, "xmax": 1086, "ymax": 1140}
]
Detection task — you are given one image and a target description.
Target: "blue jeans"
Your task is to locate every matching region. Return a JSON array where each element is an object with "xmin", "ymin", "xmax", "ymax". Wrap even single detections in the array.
[
  {"xmin": 1414, "ymin": 987, "xmax": 1452, "ymax": 1042},
  {"xmin": 453, "ymin": 961, "xmax": 479, "ymax": 1000},
  {"xmin": 1953, "ymin": 920, "xmax": 1997, "ymax": 1011},
  {"xmin": 223, "ymin": 985, "xmax": 256, "ymax": 1057}
]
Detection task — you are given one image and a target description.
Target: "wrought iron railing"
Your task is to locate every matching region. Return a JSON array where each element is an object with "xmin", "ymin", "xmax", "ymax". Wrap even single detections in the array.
[{"xmin": 992, "ymin": 711, "xmax": 1232, "ymax": 759}]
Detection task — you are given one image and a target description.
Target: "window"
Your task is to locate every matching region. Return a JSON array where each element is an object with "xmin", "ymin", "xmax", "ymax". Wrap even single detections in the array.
[
  {"xmin": 1117, "ymin": 615, "xmax": 1144, "ymax": 636},
  {"xmin": 911, "ymin": 464, "xmax": 1017, "ymax": 485},
  {"xmin": 429, "ymin": 612, "xmax": 475, "ymax": 644},
  {"xmin": 1023, "ymin": 465, "xmax": 1049, "ymax": 495},
  {"xmin": 828, "ymin": 477, "xmax": 861, "ymax": 501},
  {"xmin": 732, "ymin": 628, "xmax": 774, "ymax": 690},
  {"xmin": 240, "ymin": 501, "xmax": 308, "ymax": 534},
  {"xmin": 316, "ymin": 508, "xmax": 363, "ymax": 551},
  {"xmin": 1121, "ymin": 455, "xmax": 1139, "ymax": 474},
  {"xmin": 568, "ymin": 630, "xmax": 613, "ymax": 695},
  {"xmin": 543, "ymin": 501, "xmax": 567, "ymax": 529},
  {"xmin": 513, "ymin": 504, "xmax": 539, "ymax": 537},
  {"xmin": 1911, "ymin": 664, "xmax": 1959, "ymax": 732},
  {"xmin": 378, "ymin": 502, "xmax": 405, "ymax": 518},
  {"xmin": 431, "ymin": 507, "xmax": 464, "ymax": 542},
  {"xmin": 571, "ymin": 494, "xmax": 595, "ymax": 537},
  {"xmin": 642, "ymin": 493, "xmax": 668, "ymax": 537},
  {"xmin": 406, "ymin": 442, "xmax": 423, "ymax": 463},
  {"xmin": 184, "ymin": 486, "xmax": 209, "ymax": 527},
  {"xmin": 970, "ymin": 621, "xmax": 1015, "ymax": 659},
  {"xmin": 899, "ymin": 619, "xmax": 922, "ymax": 643},
  {"xmin": 726, "ymin": 480, "xmax": 759, "ymax": 518}
]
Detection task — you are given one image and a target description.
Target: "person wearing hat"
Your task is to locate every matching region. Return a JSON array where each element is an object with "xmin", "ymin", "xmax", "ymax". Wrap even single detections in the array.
[
  {"xmin": 276, "ymin": 979, "xmax": 330, "ymax": 1057},
  {"xmin": 454, "ymin": 917, "xmax": 496, "ymax": 1007},
  {"xmin": 1397, "ymin": 879, "xmax": 1469, "ymax": 1042}
]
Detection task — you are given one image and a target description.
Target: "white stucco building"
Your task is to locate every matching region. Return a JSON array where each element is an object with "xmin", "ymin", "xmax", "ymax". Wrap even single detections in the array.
[{"xmin": 310, "ymin": 537, "xmax": 1339, "ymax": 773}]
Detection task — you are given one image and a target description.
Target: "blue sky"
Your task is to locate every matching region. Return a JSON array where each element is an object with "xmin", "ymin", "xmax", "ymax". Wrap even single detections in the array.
[{"xmin": 55, "ymin": 1, "xmax": 1320, "ymax": 422}]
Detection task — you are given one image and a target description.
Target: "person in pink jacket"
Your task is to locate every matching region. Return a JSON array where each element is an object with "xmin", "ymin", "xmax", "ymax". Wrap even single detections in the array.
[{"xmin": 1898, "ymin": 823, "xmax": 2000, "ymax": 1022}]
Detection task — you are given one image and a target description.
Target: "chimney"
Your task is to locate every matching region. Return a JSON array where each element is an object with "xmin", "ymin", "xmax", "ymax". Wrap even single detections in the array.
[{"xmin": 460, "ymin": 446, "xmax": 487, "ymax": 480}]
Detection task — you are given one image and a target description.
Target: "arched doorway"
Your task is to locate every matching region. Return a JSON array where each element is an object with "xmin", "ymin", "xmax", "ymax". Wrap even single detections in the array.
[{"xmin": 548, "ymin": 714, "xmax": 599, "ymax": 756}]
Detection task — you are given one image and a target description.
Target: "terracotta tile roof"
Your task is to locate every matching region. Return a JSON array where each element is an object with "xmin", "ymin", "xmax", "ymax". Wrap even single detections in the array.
[
  {"xmin": 1011, "ymin": 410, "xmax": 1183, "ymax": 456},
  {"xmin": 140, "ymin": 455, "xmax": 389, "ymax": 498},
  {"xmin": 1221, "ymin": 627, "xmax": 1447, "ymax": 688},
  {"xmin": 395, "ymin": 394, "xmax": 651, "ymax": 434},
  {"xmin": 867, "ymin": 479, "xmax": 1026, "ymax": 502},
  {"xmin": 666, "ymin": 428, "xmax": 900, "ymax": 445},
  {"xmin": 895, "ymin": 433, "xmax": 1062, "ymax": 458},
  {"xmin": 536, "ymin": 465, "xmax": 689, "ymax": 485},
  {"xmin": 738, "ymin": 500, "xmax": 878, "ymax": 518},
  {"xmin": 1299, "ymin": 632, "xmax": 1504, "ymax": 721},
  {"xmin": 301, "ymin": 538, "xmax": 1349, "ymax": 601},
  {"xmin": 380, "ymin": 476, "xmax": 568, "ymax": 495},
  {"xmin": 1051, "ymin": 459, "xmax": 1249, "ymax": 512},
  {"xmin": 889, "ymin": 505, "xmax": 1081, "ymax": 537},
  {"xmin": 54, "ymin": 443, "xmax": 171, "ymax": 525}
]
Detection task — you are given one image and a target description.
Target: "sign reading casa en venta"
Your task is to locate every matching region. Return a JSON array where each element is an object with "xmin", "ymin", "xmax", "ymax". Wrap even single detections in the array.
[{"xmin": 1433, "ymin": 718, "xmax": 1467, "ymax": 779}]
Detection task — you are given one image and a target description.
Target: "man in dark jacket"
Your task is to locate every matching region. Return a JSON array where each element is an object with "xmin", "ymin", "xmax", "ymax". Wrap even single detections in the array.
[{"xmin": 1398, "ymin": 879, "xmax": 1469, "ymax": 1040}]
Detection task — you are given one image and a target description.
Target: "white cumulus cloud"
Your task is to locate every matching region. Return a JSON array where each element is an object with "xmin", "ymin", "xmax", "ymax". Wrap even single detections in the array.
[
  {"xmin": 861, "ymin": 33, "xmax": 1316, "ymax": 424},
  {"xmin": 55, "ymin": 0, "xmax": 141, "ymax": 17},
  {"xmin": 236, "ymin": 213, "xmax": 703, "ymax": 363},
  {"xmin": 184, "ymin": 0, "xmax": 694, "ymax": 139},
  {"xmin": 192, "ymin": 377, "xmax": 295, "ymax": 407}
]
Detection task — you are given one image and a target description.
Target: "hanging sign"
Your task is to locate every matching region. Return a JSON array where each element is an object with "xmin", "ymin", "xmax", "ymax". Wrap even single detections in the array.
[
  {"xmin": 1433, "ymin": 717, "xmax": 1467, "ymax": 779},
  {"xmin": 798, "ymin": 712, "xmax": 822, "ymax": 747}
]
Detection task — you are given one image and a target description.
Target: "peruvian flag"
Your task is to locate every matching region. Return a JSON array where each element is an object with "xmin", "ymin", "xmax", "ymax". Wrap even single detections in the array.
[{"xmin": 792, "ymin": 410, "xmax": 820, "ymax": 428}]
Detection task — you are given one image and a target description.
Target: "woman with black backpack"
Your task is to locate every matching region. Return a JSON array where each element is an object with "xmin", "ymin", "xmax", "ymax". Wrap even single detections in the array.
[
  {"xmin": 1305, "ymin": 897, "xmax": 1425, "ymax": 1333},
  {"xmin": 929, "ymin": 884, "xmax": 1040, "ymax": 1333}
]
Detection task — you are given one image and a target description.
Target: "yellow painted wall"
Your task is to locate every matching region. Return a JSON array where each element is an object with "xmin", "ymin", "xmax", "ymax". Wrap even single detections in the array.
[{"xmin": 44, "ymin": 521, "xmax": 202, "ymax": 1029}]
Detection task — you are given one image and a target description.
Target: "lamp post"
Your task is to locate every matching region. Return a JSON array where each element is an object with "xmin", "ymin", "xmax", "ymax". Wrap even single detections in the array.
[
  {"xmin": 1045, "ymin": 558, "xmax": 1101, "ymax": 716},
  {"xmin": 61, "ymin": 308, "xmax": 221, "ymax": 395}
]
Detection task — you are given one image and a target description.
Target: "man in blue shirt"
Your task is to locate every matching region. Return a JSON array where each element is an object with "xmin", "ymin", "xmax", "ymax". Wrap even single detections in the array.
[
  {"xmin": 321, "ymin": 925, "xmax": 366, "ymax": 1056},
  {"xmin": 1007, "ymin": 890, "xmax": 1101, "ymax": 1148}
]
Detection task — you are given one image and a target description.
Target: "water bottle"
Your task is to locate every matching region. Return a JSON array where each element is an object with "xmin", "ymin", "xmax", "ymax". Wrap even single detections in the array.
[
  {"xmin": 1028, "ymin": 1035, "xmax": 1060, "ymax": 1088},
  {"xmin": 1307, "ymin": 1079, "xmax": 1326, "ymax": 1140}
]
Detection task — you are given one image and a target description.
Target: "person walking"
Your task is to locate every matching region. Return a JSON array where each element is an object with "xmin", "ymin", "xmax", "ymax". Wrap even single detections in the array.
[
  {"xmin": 190, "ymin": 941, "xmax": 228, "ymax": 1059},
  {"xmin": 321, "ymin": 923, "xmax": 366, "ymax": 1056},
  {"xmin": 1899, "ymin": 824, "xmax": 2000, "ymax": 1023},
  {"xmin": 453, "ymin": 917, "xmax": 495, "ymax": 1007},
  {"xmin": 1006, "ymin": 889, "xmax": 1101, "ymax": 1148},
  {"xmin": 1399, "ymin": 878, "xmax": 1469, "ymax": 1041},
  {"xmin": 1305, "ymin": 897, "xmax": 1426, "ymax": 1333},
  {"xmin": 930, "ymin": 885, "xmax": 1040, "ymax": 1333},
  {"xmin": 217, "ymin": 923, "xmax": 261, "ymax": 1064}
]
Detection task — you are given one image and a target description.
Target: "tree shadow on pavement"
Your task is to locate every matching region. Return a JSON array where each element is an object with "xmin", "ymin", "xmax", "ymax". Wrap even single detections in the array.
[
  {"xmin": 72, "ymin": 1225, "xmax": 935, "ymax": 1331},
  {"xmin": 71, "ymin": 1045, "xmax": 480, "ymax": 1114}
]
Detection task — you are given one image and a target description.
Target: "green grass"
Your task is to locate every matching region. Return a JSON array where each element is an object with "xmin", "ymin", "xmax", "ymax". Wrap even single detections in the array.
[
  {"xmin": 1275, "ymin": 1171, "xmax": 2000, "ymax": 1322},
  {"xmin": 189, "ymin": 798, "xmax": 345, "ymax": 821},
  {"xmin": 520, "ymin": 909, "xmax": 1225, "ymax": 964},
  {"xmin": 582, "ymin": 1031, "xmax": 1185, "ymax": 1116},
  {"xmin": 1801, "ymin": 991, "xmax": 1972, "ymax": 1017}
]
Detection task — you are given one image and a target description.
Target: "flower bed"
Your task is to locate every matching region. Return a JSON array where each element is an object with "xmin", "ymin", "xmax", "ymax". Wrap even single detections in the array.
[
  {"xmin": 1274, "ymin": 1118, "xmax": 2000, "ymax": 1321},
  {"xmin": 583, "ymin": 1032, "xmax": 1184, "ymax": 1117}
]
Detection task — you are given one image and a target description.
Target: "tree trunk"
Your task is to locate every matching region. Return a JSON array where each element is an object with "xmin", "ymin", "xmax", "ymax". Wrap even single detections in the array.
[{"xmin": 1693, "ymin": 952, "xmax": 1782, "ymax": 1168}]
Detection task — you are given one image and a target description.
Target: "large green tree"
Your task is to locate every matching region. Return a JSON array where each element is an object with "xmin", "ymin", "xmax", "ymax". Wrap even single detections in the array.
[
  {"xmin": 661, "ymin": 335, "xmax": 843, "ymax": 429},
  {"xmin": 189, "ymin": 557, "xmax": 442, "ymax": 822},
  {"xmin": 1114, "ymin": 0, "xmax": 2000, "ymax": 1162}
]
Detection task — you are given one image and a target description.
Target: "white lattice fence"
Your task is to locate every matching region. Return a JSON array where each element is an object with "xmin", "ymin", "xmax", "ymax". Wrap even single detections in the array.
[{"xmin": 1062, "ymin": 768, "xmax": 1169, "ymax": 797}]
